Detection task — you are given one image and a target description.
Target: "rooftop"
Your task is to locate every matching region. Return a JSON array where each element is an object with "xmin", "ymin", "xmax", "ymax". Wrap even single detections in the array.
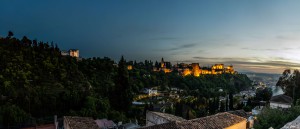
[
  {"xmin": 188, "ymin": 112, "xmax": 246, "ymax": 129},
  {"xmin": 95, "ymin": 119, "xmax": 117, "ymax": 128},
  {"xmin": 227, "ymin": 110, "xmax": 250, "ymax": 119},
  {"xmin": 64, "ymin": 116, "xmax": 100, "ymax": 129},
  {"xmin": 140, "ymin": 121, "xmax": 182, "ymax": 129},
  {"xmin": 148, "ymin": 111, "xmax": 186, "ymax": 122},
  {"xmin": 270, "ymin": 94, "xmax": 293, "ymax": 104},
  {"xmin": 141, "ymin": 112, "xmax": 246, "ymax": 129}
]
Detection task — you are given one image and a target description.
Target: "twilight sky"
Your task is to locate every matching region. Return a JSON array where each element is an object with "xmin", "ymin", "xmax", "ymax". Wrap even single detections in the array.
[{"xmin": 1, "ymin": 0, "xmax": 300, "ymax": 73}]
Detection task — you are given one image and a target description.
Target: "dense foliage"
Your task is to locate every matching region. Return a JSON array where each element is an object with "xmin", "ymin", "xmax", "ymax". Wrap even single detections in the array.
[
  {"xmin": 253, "ymin": 69, "xmax": 300, "ymax": 129},
  {"xmin": 0, "ymin": 32, "xmax": 123, "ymax": 127},
  {"xmin": 254, "ymin": 106, "xmax": 300, "ymax": 129},
  {"xmin": 0, "ymin": 32, "xmax": 252, "ymax": 127},
  {"xmin": 276, "ymin": 69, "xmax": 300, "ymax": 104}
]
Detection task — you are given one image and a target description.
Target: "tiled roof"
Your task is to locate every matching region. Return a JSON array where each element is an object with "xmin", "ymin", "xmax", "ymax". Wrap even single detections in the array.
[
  {"xmin": 95, "ymin": 119, "xmax": 116, "ymax": 128},
  {"xmin": 64, "ymin": 116, "xmax": 100, "ymax": 129},
  {"xmin": 227, "ymin": 110, "xmax": 250, "ymax": 118},
  {"xmin": 148, "ymin": 111, "xmax": 186, "ymax": 122},
  {"xmin": 189, "ymin": 112, "xmax": 246, "ymax": 129},
  {"xmin": 141, "ymin": 112, "xmax": 246, "ymax": 129},
  {"xmin": 140, "ymin": 121, "xmax": 182, "ymax": 129},
  {"xmin": 270, "ymin": 94, "xmax": 293, "ymax": 104}
]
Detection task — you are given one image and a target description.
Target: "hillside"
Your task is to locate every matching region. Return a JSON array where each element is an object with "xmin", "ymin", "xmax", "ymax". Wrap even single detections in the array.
[{"xmin": 0, "ymin": 32, "xmax": 252, "ymax": 128}]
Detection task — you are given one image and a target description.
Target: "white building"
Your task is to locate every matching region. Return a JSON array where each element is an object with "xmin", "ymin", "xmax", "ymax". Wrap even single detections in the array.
[
  {"xmin": 141, "ymin": 88, "xmax": 157, "ymax": 96},
  {"xmin": 270, "ymin": 94, "xmax": 293, "ymax": 109},
  {"xmin": 69, "ymin": 49, "xmax": 79, "ymax": 58},
  {"xmin": 61, "ymin": 50, "xmax": 69, "ymax": 56},
  {"xmin": 252, "ymin": 106, "xmax": 264, "ymax": 115},
  {"xmin": 61, "ymin": 49, "xmax": 80, "ymax": 58}
]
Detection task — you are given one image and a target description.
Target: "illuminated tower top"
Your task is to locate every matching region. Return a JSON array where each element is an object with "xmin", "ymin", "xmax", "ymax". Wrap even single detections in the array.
[{"xmin": 161, "ymin": 58, "xmax": 165, "ymax": 68}]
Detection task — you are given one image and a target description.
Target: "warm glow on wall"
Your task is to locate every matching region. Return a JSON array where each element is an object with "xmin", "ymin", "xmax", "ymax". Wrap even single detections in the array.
[
  {"xmin": 212, "ymin": 64, "xmax": 224, "ymax": 70},
  {"xmin": 153, "ymin": 58, "xmax": 235, "ymax": 76},
  {"xmin": 69, "ymin": 49, "xmax": 79, "ymax": 58},
  {"xmin": 163, "ymin": 68, "xmax": 172, "ymax": 73},
  {"xmin": 127, "ymin": 65, "xmax": 133, "ymax": 70},
  {"xmin": 192, "ymin": 63, "xmax": 201, "ymax": 77},
  {"xmin": 193, "ymin": 71, "xmax": 200, "ymax": 77},
  {"xmin": 183, "ymin": 69, "xmax": 192, "ymax": 76}
]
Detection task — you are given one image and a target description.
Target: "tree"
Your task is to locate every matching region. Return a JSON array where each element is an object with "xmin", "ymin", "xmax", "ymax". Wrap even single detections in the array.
[
  {"xmin": 21, "ymin": 36, "xmax": 32, "ymax": 46},
  {"xmin": 175, "ymin": 102, "xmax": 183, "ymax": 117},
  {"xmin": 208, "ymin": 99, "xmax": 215, "ymax": 114},
  {"xmin": 110, "ymin": 56, "xmax": 133, "ymax": 112},
  {"xmin": 229, "ymin": 92, "xmax": 234, "ymax": 110},
  {"xmin": 143, "ymin": 103, "xmax": 149, "ymax": 116},
  {"xmin": 0, "ymin": 104, "xmax": 30, "ymax": 127},
  {"xmin": 225, "ymin": 97, "xmax": 229, "ymax": 111},
  {"xmin": 254, "ymin": 106, "xmax": 300, "ymax": 129},
  {"xmin": 186, "ymin": 108, "xmax": 196, "ymax": 120},
  {"xmin": 255, "ymin": 88, "xmax": 272, "ymax": 101},
  {"xmin": 277, "ymin": 69, "xmax": 300, "ymax": 104},
  {"xmin": 220, "ymin": 101, "xmax": 225, "ymax": 112},
  {"xmin": 7, "ymin": 31, "xmax": 14, "ymax": 38}
]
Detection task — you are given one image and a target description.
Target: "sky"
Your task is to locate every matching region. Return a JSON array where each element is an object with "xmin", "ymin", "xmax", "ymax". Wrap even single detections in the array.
[{"xmin": 1, "ymin": 0, "xmax": 300, "ymax": 73}]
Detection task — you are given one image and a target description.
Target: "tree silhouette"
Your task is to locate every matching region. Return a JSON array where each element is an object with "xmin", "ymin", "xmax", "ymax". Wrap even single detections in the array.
[
  {"xmin": 110, "ymin": 56, "xmax": 133, "ymax": 112},
  {"xmin": 7, "ymin": 31, "xmax": 14, "ymax": 38},
  {"xmin": 229, "ymin": 92, "xmax": 234, "ymax": 110}
]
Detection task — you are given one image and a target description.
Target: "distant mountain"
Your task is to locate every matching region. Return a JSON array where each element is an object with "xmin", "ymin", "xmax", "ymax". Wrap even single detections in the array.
[
  {"xmin": 242, "ymin": 72, "xmax": 281, "ymax": 87},
  {"xmin": 239, "ymin": 71, "xmax": 280, "ymax": 76},
  {"xmin": 236, "ymin": 69, "xmax": 257, "ymax": 74}
]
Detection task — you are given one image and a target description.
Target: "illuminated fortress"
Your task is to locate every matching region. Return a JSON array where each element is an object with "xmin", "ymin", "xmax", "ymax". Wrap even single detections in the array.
[
  {"xmin": 153, "ymin": 58, "xmax": 236, "ymax": 76},
  {"xmin": 182, "ymin": 63, "xmax": 235, "ymax": 76},
  {"xmin": 153, "ymin": 58, "xmax": 172, "ymax": 73},
  {"xmin": 61, "ymin": 49, "xmax": 80, "ymax": 58}
]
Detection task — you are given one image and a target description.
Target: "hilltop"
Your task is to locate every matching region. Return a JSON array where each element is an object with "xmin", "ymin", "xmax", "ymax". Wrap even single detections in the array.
[{"xmin": 0, "ymin": 32, "xmax": 252, "ymax": 128}]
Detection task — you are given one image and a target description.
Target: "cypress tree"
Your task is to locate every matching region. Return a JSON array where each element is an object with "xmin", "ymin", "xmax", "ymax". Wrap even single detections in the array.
[
  {"xmin": 111, "ymin": 56, "xmax": 133, "ymax": 112},
  {"xmin": 229, "ymin": 92, "xmax": 234, "ymax": 110}
]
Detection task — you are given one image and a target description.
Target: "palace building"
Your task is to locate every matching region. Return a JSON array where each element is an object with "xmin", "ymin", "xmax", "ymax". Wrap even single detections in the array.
[
  {"xmin": 153, "ymin": 58, "xmax": 236, "ymax": 76},
  {"xmin": 61, "ymin": 49, "xmax": 80, "ymax": 58},
  {"xmin": 153, "ymin": 58, "xmax": 172, "ymax": 73},
  {"xmin": 182, "ymin": 63, "xmax": 235, "ymax": 76}
]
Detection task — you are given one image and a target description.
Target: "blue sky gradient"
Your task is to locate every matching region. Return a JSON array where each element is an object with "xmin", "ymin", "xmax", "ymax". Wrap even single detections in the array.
[{"xmin": 1, "ymin": 0, "xmax": 300, "ymax": 73}]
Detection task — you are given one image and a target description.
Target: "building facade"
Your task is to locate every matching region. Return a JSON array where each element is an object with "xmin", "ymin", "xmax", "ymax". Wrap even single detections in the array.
[
  {"xmin": 142, "ymin": 112, "xmax": 246, "ymax": 129},
  {"xmin": 270, "ymin": 94, "xmax": 293, "ymax": 109},
  {"xmin": 153, "ymin": 58, "xmax": 236, "ymax": 76},
  {"xmin": 61, "ymin": 49, "xmax": 80, "ymax": 58}
]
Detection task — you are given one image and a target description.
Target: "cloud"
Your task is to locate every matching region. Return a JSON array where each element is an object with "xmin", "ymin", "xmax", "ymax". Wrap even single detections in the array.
[
  {"xmin": 149, "ymin": 37, "xmax": 180, "ymax": 41},
  {"xmin": 225, "ymin": 60, "xmax": 300, "ymax": 68},
  {"xmin": 275, "ymin": 35, "xmax": 299, "ymax": 41},
  {"xmin": 154, "ymin": 43, "xmax": 198, "ymax": 52},
  {"xmin": 168, "ymin": 43, "xmax": 197, "ymax": 51},
  {"xmin": 241, "ymin": 48, "xmax": 275, "ymax": 51},
  {"xmin": 170, "ymin": 51, "xmax": 192, "ymax": 56},
  {"xmin": 185, "ymin": 56, "xmax": 300, "ymax": 73},
  {"xmin": 241, "ymin": 47, "xmax": 295, "ymax": 51},
  {"xmin": 192, "ymin": 56, "xmax": 238, "ymax": 60}
]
